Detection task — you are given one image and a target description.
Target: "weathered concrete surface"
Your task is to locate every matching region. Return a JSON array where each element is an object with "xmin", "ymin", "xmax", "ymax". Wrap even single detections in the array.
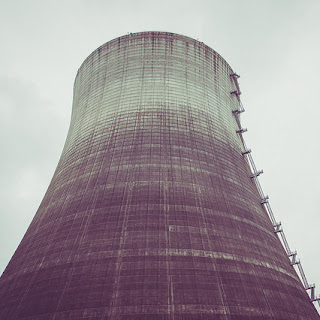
[{"xmin": 0, "ymin": 32, "xmax": 318, "ymax": 319}]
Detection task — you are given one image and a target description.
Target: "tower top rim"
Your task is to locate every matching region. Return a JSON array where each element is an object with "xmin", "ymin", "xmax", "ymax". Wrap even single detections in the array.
[{"xmin": 75, "ymin": 31, "xmax": 232, "ymax": 81}]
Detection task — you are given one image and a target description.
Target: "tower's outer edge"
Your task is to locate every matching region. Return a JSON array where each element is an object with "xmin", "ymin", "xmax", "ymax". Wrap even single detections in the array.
[{"xmin": 1, "ymin": 32, "xmax": 319, "ymax": 319}]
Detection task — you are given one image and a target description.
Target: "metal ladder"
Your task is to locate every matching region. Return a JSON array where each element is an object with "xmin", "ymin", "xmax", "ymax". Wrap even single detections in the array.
[{"xmin": 230, "ymin": 72, "xmax": 320, "ymax": 309}]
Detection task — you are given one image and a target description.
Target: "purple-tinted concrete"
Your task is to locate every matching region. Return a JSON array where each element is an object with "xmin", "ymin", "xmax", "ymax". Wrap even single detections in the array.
[{"xmin": 0, "ymin": 32, "xmax": 319, "ymax": 319}]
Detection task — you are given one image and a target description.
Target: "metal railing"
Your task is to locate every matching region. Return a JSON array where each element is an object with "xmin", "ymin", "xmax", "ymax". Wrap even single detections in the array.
[{"xmin": 230, "ymin": 73, "xmax": 320, "ymax": 309}]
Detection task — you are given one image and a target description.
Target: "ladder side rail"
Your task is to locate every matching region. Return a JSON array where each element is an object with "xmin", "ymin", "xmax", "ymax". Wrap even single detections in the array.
[
  {"xmin": 297, "ymin": 261, "xmax": 310, "ymax": 289},
  {"xmin": 230, "ymin": 73, "xmax": 242, "ymax": 99},
  {"xmin": 246, "ymin": 152, "xmax": 259, "ymax": 174},
  {"xmin": 253, "ymin": 179, "xmax": 266, "ymax": 201},
  {"xmin": 264, "ymin": 201, "xmax": 278, "ymax": 228},
  {"xmin": 231, "ymin": 75, "xmax": 241, "ymax": 95},
  {"xmin": 278, "ymin": 229, "xmax": 292, "ymax": 255},
  {"xmin": 238, "ymin": 100, "xmax": 245, "ymax": 113}
]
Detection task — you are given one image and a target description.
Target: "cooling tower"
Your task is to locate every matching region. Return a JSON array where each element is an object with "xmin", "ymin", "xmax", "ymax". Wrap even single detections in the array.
[{"xmin": 1, "ymin": 32, "xmax": 319, "ymax": 319}]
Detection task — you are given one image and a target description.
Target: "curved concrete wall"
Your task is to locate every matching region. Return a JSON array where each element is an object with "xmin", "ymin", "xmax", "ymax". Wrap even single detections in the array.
[{"xmin": 0, "ymin": 32, "xmax": 318, "ymax": 319}]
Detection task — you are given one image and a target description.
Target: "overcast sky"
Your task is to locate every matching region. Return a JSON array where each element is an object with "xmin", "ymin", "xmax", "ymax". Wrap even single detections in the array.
[{"xmin": 1, "ymin": 0, "xmax": 319, "ymax": 311}]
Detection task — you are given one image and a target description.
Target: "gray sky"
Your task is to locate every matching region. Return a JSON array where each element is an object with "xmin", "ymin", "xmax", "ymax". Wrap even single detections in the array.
[{"xmin": 1, "ymin": 0, "xmax": 319, "ymax": 311}]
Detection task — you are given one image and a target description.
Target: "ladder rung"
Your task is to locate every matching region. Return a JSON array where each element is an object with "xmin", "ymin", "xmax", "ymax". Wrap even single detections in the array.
[
  {"xmin": 250, "ymin": 170, "xmax": 263, "ymax": 178},
  {"xmin": 242, "ymin": 149, "xmax": 251, "ymax": 155},
  {"xmin": 232, "ymin": 109, "xmax": 245, "ymax": 114},
  {"xmin": 236, "ymin": 128, "xmax": 247, "ymax": 134}
]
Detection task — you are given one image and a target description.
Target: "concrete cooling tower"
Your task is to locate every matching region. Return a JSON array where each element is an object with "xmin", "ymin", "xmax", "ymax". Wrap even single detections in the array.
[{"xmin": 1, "ymin": 32, "xmax": 319, "ymax": 319}]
